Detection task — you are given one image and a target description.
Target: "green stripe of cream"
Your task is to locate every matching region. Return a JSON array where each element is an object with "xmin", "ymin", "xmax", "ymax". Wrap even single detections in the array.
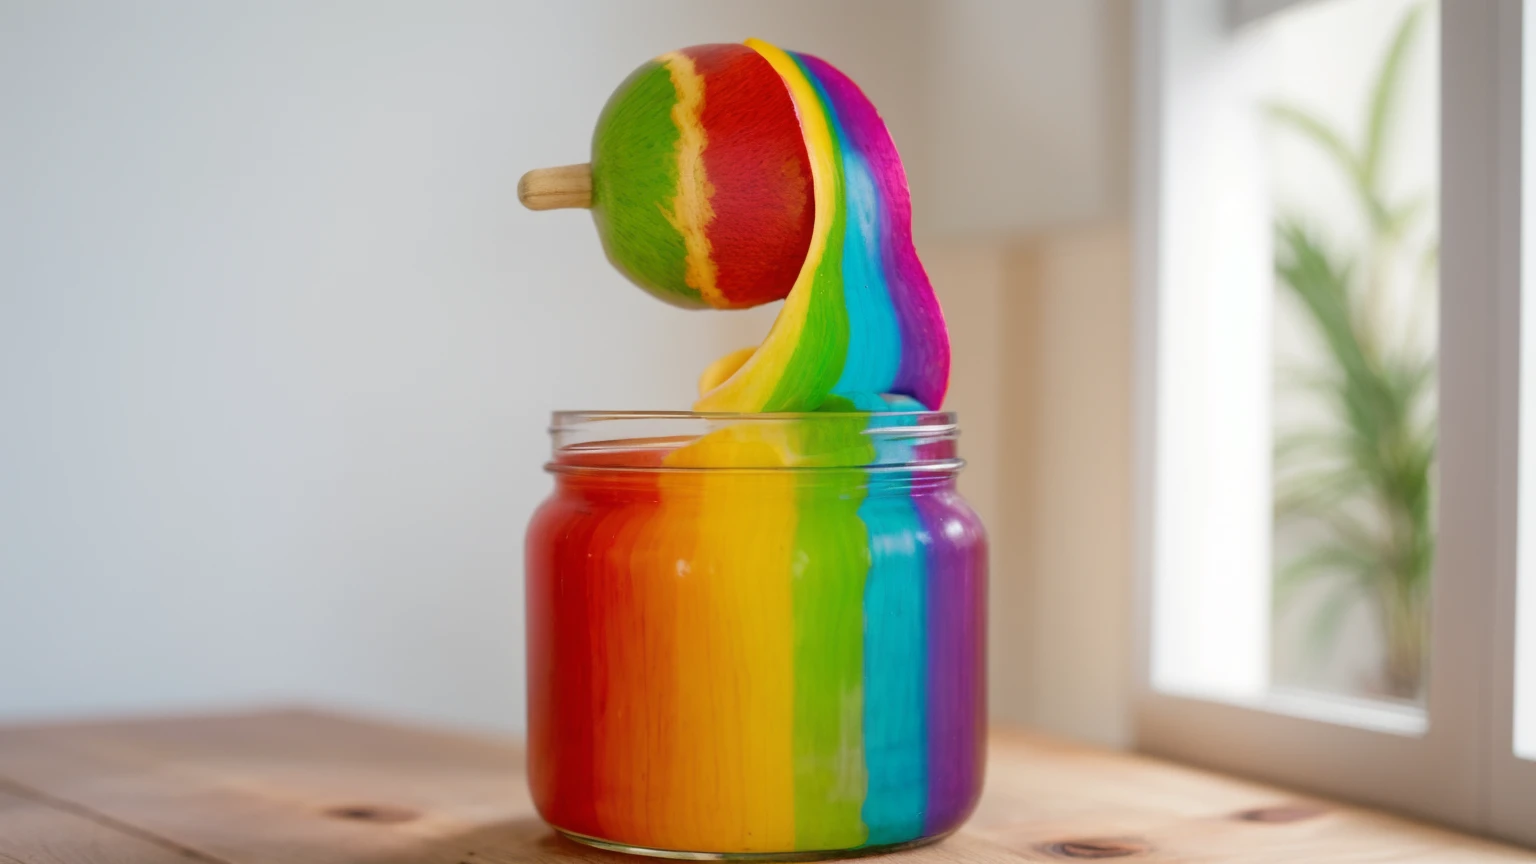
[
  {"xmin": 760, "ymin": 54, "xmax": 850, "ymax": 411},
  {"xmin": 791, "ymin": 412, "xmax": 872, "ymax": 849}
]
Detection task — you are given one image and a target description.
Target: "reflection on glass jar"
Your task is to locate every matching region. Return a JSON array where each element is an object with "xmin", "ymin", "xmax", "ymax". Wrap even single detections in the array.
[{"xmin": 525, "ymin": 411, "xmax": 987, "ymax": 859}]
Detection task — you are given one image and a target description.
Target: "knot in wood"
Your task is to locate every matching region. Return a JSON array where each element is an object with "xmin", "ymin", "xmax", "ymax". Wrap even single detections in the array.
[
  {"xmin": 1039, "ymin": 838, "xmax": 1150, "ymax": 859},
  {"xmin": 1235, "ymin": 804, "xmax": 1327, "ymax": 824},
  {"xmin": 323, "ymin": 803, "xmax": 419, "ymax": 824}
]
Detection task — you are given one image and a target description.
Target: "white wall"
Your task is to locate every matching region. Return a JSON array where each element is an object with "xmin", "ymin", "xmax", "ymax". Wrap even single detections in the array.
[
  {"xmin": 0, "ymin": 0, "xmax": 925, "ymax": 734},
  {"xmin": 0, "ymin": 0, "xmax": 1135, "ymax": 738}
]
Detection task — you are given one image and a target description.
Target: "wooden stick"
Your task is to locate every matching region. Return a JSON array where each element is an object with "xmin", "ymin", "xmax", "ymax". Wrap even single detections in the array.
[{"xmin": 518, "ymin": 163, "xmax": 593, "ymax": 210}]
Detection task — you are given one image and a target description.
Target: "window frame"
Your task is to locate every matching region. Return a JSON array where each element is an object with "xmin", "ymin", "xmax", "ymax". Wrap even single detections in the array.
[
  {"xmin": 1132, "ymin": 0, "xmax": 1527, "ymax": 840},
  {"xmin": 1493, "ymin": 0, "xmax": 1536, "ymax": 848}
]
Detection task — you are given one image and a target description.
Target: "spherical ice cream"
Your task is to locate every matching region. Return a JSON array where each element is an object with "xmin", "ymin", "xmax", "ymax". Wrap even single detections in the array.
[{"xmin": 523, "ymin": 38, "xmax": 950, "ymax": 414}]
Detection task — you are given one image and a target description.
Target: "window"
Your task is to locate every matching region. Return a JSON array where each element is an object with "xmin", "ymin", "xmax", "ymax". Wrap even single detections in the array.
[
  {"xmin": 1135, "ymin": 0, "xmax": 1532, "ymax": 844},
  {"xmin": 1262, "ymin": 1, "xmax": 1438, "ymax": 711}
]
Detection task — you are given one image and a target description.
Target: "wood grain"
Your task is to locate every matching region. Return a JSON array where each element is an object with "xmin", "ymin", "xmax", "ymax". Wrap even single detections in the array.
[
  {"xmin": 0, "ymin": 710, "xmax": 1528, "ymax": 863},
  {"xmin": 0, "ymin": 786, "xmax": 201, "ymax": 864}
]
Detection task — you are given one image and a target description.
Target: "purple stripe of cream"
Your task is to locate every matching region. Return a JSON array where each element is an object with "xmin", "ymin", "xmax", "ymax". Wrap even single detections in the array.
[
  {"xmin": 914, "ymin": 488, "xmax": 987, "ymax": 834},
  {"xmin": 794, "ymin": 53, "xmax": 951, "ymax": 411}
]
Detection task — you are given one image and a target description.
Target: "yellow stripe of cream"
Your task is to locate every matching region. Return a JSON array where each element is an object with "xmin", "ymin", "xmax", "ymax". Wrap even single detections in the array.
[
  {"xmin": 694, "ymin": 38, "xmax": 838, "ymax": 411},
  {"xmin": 660, "ymin": 51, "xmax": 722, "ymax": 307},
  {"xmin": 661, "ymin": 425, "xmax": 799, "ymax": 849}
]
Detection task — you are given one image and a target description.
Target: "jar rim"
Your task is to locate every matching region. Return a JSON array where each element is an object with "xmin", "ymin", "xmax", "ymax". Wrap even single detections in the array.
[
  {"xmin": 550, "ymin": 409, "xmax": 957, "ymax": 427},
  {"xmin": 546, "ymin": 410, "xmax": 963, "ymax": 474},
  {"xmin": 545, "ymin": 460, "xmax": 966, "ymax": 476}
]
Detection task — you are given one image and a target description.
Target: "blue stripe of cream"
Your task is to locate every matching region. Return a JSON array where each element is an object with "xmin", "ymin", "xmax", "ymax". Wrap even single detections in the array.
[
  {"xmin": 833, "ymin": 150, "xmax": 902, "ymax": 395},
  {"xmin": 855, "ymin": 397, "xmax": 928, "ymax": 844},
  {"xmin": 793, "ymin": 55, "xmax": 903, "ymax": 397}
]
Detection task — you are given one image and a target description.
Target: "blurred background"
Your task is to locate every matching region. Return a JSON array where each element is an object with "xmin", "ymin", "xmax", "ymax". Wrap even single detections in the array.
[{"xmin": 0, "ymin": 0, "xmax": 1437, "ymax": 749}]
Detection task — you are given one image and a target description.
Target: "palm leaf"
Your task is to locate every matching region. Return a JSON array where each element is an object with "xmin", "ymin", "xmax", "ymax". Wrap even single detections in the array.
[
  {"xmin": 1384, "ymin": 193, "xmax": 1428, "ymax": 238},
  {"xmin": 1275, "ymin": 365, "xmax": 1342, "ymax": 392},
  {"xmin": 1274, "ymin": 542, "xmax": 1374, "ymax": 608},
  {"xmin": 1274, "ymin": 467, "xmax": 1368, "ymax": 520},
  {"xmin": 1265, "ymin": 106, "xmax": 1390, "ymax": 230},
  {"xmin": 1275, "ymin": 222, "xmax": 1372, "ymax": 381},
  {"xmin": 1265, "ymin": 103, "xmax": 1358, "ymax": 181},
  {"xmin": 1266, "ymin": 4, "xmax": 1424, "ymax": 236},
  {"xmin": 1270, "ymin": 2, "xmax": 1435, "ymax": 699},
  {"xmin": 1360, "ymin": 5, "xmax": 1425, "ymax": 198},
  {"xmin": 1274, "ymin": 429, "xmax": 1351, "ymax": 465}
]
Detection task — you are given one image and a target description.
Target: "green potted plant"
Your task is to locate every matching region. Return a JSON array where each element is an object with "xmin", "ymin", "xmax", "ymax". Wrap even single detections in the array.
[{"xmin": 1269, "ymin": 3, "xmax": 1436, "ymax": 701}]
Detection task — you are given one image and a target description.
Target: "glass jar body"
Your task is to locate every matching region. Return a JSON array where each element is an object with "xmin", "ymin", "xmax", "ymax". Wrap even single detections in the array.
[{"xmin": 525, "ymin": 414, "xmax": 986, "ymax": 859}]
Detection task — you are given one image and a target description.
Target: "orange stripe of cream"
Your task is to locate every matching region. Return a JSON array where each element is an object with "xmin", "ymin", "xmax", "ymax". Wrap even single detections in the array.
[{"xmin": 660, "ymin": 52, "xmax": 722, "ymax": 307}]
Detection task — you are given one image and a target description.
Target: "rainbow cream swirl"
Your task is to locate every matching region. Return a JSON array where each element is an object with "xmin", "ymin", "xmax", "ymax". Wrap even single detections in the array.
[
  {"xmin": 691, "ymin": 39, "xmax": 949, "ymax": 414},
  {"xmin": 526, "ymin": 37, "xmax": 982, "ymax": 858}
]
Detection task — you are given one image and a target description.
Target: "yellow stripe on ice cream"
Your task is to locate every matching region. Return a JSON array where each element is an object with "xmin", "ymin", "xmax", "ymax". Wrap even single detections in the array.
[{"xmin": 661, "ymin": 51, "xmax": 721, "ymax": 307}]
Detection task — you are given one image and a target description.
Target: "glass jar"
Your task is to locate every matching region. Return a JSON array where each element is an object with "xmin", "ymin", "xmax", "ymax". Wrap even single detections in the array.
[{"xmin": 525, "ymin": 410, "xmax": 986, "ymax": 859}]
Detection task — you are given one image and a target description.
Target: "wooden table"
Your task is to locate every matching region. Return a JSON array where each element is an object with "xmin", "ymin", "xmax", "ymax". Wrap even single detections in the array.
[{"xmin": 0, "ymin": 709, "xmax": 1529, "ymax": 863}]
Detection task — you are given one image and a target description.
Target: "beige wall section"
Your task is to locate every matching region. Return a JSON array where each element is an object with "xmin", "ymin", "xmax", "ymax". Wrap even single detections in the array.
[
  {"xmin": 1012, "ymin": 225, "xmax": 1134, "ymax": 748},
  {"xmin": 926, "ymin": 225, "xmax": 1133, "ymax": 748}
]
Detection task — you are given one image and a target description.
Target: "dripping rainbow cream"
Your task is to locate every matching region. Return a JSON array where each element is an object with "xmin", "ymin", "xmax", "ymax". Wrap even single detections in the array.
[
  {"xmin": 527, "ymin": 38, "xmax": 982, "ymax": 858},
  {"xmin": 685, "ymin": 39, "xmax": 950, "ymax": 414}
]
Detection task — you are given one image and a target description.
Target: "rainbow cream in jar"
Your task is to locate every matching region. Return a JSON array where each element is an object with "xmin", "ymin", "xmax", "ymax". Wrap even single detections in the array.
[{"xmin": 521, "ymin": 39, "xmax": 986, "ymax": 859}]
